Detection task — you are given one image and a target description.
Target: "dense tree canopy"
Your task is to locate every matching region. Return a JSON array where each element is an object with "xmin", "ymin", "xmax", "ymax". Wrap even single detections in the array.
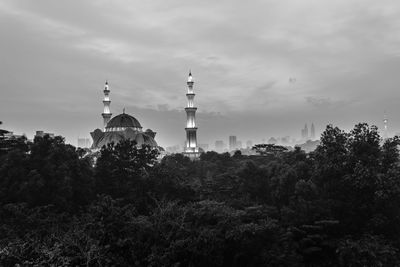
[{"xmin": 1, "ymin": 123, "xmax": 400, "ymax": 266}]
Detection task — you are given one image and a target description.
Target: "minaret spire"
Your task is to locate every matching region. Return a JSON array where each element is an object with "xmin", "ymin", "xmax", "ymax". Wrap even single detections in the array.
[
  {"xmin": 102, "ymin": 80, "xmax": 112, "ymax": 130},
  {"xmin": 183, "ymin": 71, "xmax": 200, "ymax": 159}
]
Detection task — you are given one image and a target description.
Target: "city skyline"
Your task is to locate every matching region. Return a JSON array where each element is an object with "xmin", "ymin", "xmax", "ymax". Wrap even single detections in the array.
[{"xmin": 1, "ymin": 0, "xmax": 399, "ymax": 147}]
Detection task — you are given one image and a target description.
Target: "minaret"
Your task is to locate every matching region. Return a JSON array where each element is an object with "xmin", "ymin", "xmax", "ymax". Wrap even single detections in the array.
[
  {"xmin": 102, "ymin": 81, "xmax": 112, "ymax": 130},
  {"xmin": 183, "ymin": 71, "xmax": 200, "ymax": 159}
]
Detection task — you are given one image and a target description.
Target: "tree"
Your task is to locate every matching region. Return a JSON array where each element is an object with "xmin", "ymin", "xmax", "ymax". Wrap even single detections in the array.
[
  {"xmin": 0, "ymin": 133, "xmax": 29, "ymax": 157},
  {"xmin": 252, "ymin": 144, "xmax": 288, "ymax": 156},
  {"xmin": 312, "ymin": 124, "xmax": 350, "ymax": 201},
  {"xmin": 95, "ymin": 140, "xmax": 159, "ymax": 202},
  {"xmin": 381, "ymin": 136, "xmax": 400, "ymax": 173},
  {"xmin": 237, "ymin": 161, "xmax": 271, "ymax": 204},
  {"xmin": 347, "ymin": 123, "xmax": 381, "ymax": 170},
  {"xmin": 2, "ymin": 122, "xmax": 400, "ymax": 266},
  {"xmin": 337, "ymin": 235, "xmax": 400, "ymax": 266},
  {"xmin": 0, "ymin": 134, "xmax": 94, "ymax": 210}
]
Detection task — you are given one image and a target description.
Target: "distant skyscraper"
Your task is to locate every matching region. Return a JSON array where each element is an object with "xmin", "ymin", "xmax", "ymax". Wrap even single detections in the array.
[
  {"xmin": 35, "ymin": 130, "xmax": 54, "ymax": 139},
  {"xmin": 78, "ymin": 138, "xmax": 91, "ymax": 148},
  {"xmin": 301, "ymin": 124, "xmax": 309, "ymax": 140},
  {"xmin": 199, "ymin": 143, "xmax": 209, "ymax": 151},
  {"xmin": 383, "ymin": 112, "xmax": 388, "ymax": 139},
  {"xmin": 215, "ymin": 140, "xmax": 225, "ymax": 152},
  {"xmin": 166, "ymin": 145, "xmax": 181, "ymax": 154},
  {"xmin": 304, "ymin": 124, "xmax": 308, "ymax": 138},
  {"xmin": 236, "ymin": 140, "xmax": 242, "ymax": 149},
  {"xmin": 229, "ymin": 135, "xmax": 237, "ymax": 151},
  {"xmin": 246, "ymin": 140, "xmax": 253, "ymax": 148},
  {"xmin": 281, "ymin": 136, "xmax": 290, "ymax": 144},
  {"xmin": 183, "ymin": 71, "xmax": 200, "ymax": 159},
  {"xmin": 268, "ymin": 137, "xmax": 277, "ymax": 144},
  {"xmin": 310, "ymin": 123, "xmax": 315, "ymax": 140}
]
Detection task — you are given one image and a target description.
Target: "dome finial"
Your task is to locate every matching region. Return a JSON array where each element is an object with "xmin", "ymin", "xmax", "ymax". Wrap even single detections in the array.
[
  {"xmin": 123, "ymin": 107, "xmax": 125, "ymax": 114},
  {"xmin": 105, "ymin": 80, "xmax": 108, "ymax": 85}
]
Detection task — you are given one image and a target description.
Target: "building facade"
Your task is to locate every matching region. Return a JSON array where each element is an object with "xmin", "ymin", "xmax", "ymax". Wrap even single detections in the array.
[
  {"xmin": 78, "ymin": 138, "xmax": 91, "ymax": 148},
  {"xmin": 229, "ymin": 135, "xmax": 237, "ymax": 151},
  {"xmin": 215, "ymin": 140, "xmax": 225, "ymax": 152}
]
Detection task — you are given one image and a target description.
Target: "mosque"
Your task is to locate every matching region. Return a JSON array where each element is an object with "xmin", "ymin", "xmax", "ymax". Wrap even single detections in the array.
[
  {"xmin": 90, "ymin": 81, "xmax": 159, "ymax": 150},
  {"xmin": 90, "ymin": 72, "xmax": 200, "ymax": 159}
]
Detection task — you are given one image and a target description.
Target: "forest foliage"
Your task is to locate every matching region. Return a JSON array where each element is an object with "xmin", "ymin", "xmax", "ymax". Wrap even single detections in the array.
[{"xmin": 1, "ymin": 123, "xmax": 400, "ymax": 266}]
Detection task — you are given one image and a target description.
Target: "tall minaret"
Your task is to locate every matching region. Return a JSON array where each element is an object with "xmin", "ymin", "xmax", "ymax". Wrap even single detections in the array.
[
  {"xmin": 184, "ymin": 71, "xmax": 200, "ymax": 158},
  {"xmin": 102, "ymin": 81, "xmax": 112, "ymax": 130}
]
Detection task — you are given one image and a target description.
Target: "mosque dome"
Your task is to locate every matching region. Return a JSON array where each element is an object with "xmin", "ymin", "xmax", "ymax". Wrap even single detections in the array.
[
  {"xmin": 91, "ymin": 113, "xmax": 159, "ymax": 149},
  {"xmin": 106, "ymin": 113, "xmax": 142, "ymax": 130},
  {"xmin": 97, "ymin": 128, "xmax": 158, "ymax": 148}
]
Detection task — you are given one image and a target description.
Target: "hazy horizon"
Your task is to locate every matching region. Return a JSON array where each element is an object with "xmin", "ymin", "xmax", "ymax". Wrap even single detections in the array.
[{"xmin": 1, "ymin": 0, "xmax": 399, "ymax": 148}]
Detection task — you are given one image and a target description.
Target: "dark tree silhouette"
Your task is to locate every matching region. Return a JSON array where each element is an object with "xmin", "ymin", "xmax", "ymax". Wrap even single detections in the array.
[
  {"xmin": 1, "ymin": 123, "xmax": 400, "ymax": 266},
  {"xmin": 252, "ymin": 143, "xmax": 288, "ymax": 156}
]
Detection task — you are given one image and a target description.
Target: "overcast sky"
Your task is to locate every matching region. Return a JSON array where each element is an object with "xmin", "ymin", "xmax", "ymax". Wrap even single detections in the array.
[{"xmin": 1, "ymin": 0, "xmax": 400, "ymax": 147}]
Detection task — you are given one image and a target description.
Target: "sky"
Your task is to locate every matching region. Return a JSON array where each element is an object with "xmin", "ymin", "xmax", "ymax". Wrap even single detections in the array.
[{"xmin": 1, "ymin": 0, "xmax": 400, "ymax": 148}]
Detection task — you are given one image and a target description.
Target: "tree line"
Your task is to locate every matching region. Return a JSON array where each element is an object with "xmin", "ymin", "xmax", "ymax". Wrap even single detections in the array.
[{"xmin": 1, "ymin": 123, "xmax": 400, "ymax": 266}]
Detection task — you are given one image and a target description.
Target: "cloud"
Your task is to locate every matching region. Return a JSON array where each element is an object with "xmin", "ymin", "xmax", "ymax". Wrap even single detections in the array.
[
  {"xmin": 305, "ymin": 97, "xmax": 334, "ymax": 108},
  {"xmin": 0, "ymin": 1, "xmax": 86, "ymax": 39},
  {"xmin": 255, "ymin": 82, "xmax": 276, "ymax": 93},
  {"xmin": 2, "ymin": 0, "xmax": 400, "ymax": 146},
  {"xmin": 75, "ymin": 38, "xmax": 136, "ymax": 63},
  {"xmin": 157, "ymin": 104, "xmax": 170, "ymax": 112},
  {"xmin": 305, "ymin": 96, "xmax": 354, "ymax": 109}
]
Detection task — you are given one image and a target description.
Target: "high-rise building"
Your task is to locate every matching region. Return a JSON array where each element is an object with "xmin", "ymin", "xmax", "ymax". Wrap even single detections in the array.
[
  {"xmin": 35, "ymin": 130, "xmax": 54, "ymax": 139},
  {"xmin": 166, "ymin": 145, "xmax": 180, "ymax": 154},
  {"xmin": 246, "ymin": 140, "xmax": 253, "ymax": 148},
  {"xmin": 268, "ymin": 137, "xmax": 278, "ymax": 144},
  {"xmin": 301, "ymin": 124, "xmax": 309, "ymax": 140},
  {"xmin": 383, "ymin": 113, "xmax": 388, "ymax": 139},
  {"xmin": 78, "ymin": 138, "xmax": 91, "ymax": 148},
  {"xmin": 183, "ymin": 72, "xmax": 200, "ymax": 159},
  {"xmin": 199, "ymin": 143, "xmax": 209, "ymax": 151},
  {"xmin": 236, "ymin": 140, "xmax": 242, "ymax": 149},
  {"xmin": 280, "ymin": 136, "xmax": 290, "ymax": 144},
  {"xmin": 310, "ymin": 123, "xmax": 315, "ymax": 140},
  {"xmin": 305, "ymin": 124, "xmax": 308, "ymax": 138},
  {"xmin": 229, "ymin": 135, "xmax": 237, "ymax": 151},
  {"xmin": 215, "ymin": 140, "xmax": 225, "ymax": 152}
]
